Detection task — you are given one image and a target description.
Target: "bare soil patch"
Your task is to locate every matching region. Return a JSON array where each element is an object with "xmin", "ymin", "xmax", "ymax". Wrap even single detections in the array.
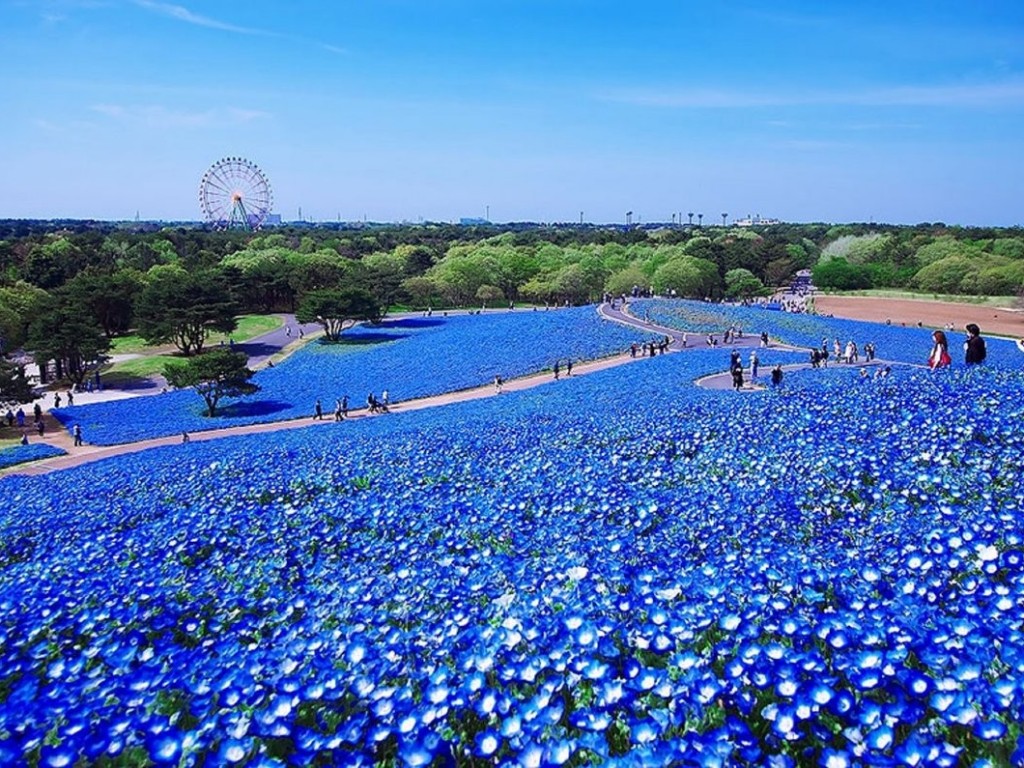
[{"xmin": 815, "ymin": 296, "xmax": 1024, "ymax": 339}]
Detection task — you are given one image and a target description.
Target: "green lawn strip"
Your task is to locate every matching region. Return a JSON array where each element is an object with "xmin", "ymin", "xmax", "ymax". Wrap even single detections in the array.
[
  {"xmin": 206, "ymin": 314, "xmax": 283, "ymax": 345},
  {"xmin": 110, "ymin": 315, "xmax": 283, "ymax": 357},
  {"xmin": 105, "ymin": 354, "xmax": 179, "ymax": 381},
  {"xmin": 109, "ymin": 335, "xmax": 168, "ymax": 355}
]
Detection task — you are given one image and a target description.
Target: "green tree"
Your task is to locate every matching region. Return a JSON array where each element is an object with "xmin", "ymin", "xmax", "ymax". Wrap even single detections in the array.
[
  {"xmin": 362, "ymin": 252, "xmax": 407, "ymax": 313},
  {"xmin": 653, "ymin": 259, "xmax": 706, "ymax": 297},
  {"xmin": 295, "ymin": 288, "xmax": 381, "ymax": 342},
  {"xmin": 26, "ymin": 295, "xmax": 110, "ymax": 386},
  {"xmin": 401, "ymin": 276, "xmax": 439, "ymax": 307},
  {"xmin": 476, "ymin": 285, "xmax": 503, "ymax": 307},
  {"xmin": 164, "ymin": 349, "xmax": 259, "ymax": 417},
  {"xmin": 914, "ymin": 236, "xmax": 980, "ymax": 267},
  {"xmin": 724, "ymin": 268, "xmax": 766, "ymax": 299},
  {"xmin": 0, "ymin": 358, "xmax": 34, "ymax": 407},
  {"xmin": 913, "ymin": 255, "xmax": 976, "ymax": 293},
  {"xmin": 0, "ymin": 282, "xmax": 49, "ymax": 352},
  {"xmin": 605, "ymin": 265, "xmax": 649, "ymax": 297},
  {"xmin": 62, "ymin": 269, "xmax": 143, "ymax": 338},
  {"xmin": 135, "ymin": 268, "xmax": 238, "ymax": 355},
  {"xmin": 427, "ymin": 249, "xmax": 498, "ymax": 306},
  {"xmin": 812, "ymin": 258, "xmax": 873, "ymax": 291}
]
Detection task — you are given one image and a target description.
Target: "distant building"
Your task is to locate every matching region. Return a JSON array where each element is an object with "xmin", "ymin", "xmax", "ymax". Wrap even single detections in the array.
[
  {"xmin": 734, "ymin": 214, "xmax": 781, "ymax": 227},
  {"xmin": 791, "ymin": 269, "xmax": 813, "ymax": 291},
  {"xmin": 264, "ymin": 213, "xmax": 282, "ymax": 226}
]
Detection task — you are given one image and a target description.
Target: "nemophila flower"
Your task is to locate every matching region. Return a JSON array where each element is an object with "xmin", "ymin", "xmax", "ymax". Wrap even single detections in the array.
[
  {"xmin": 4, "ymin": 313, "xmax": 1024, "ymax": 764},
  {"xmin": 0, "ymin": 443, "xmax": 66, "ymax": 470}
]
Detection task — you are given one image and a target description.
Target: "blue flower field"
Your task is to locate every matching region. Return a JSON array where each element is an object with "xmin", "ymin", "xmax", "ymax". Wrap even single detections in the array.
[
  {"xmin": 0, "ymin": 443, "xmax": 65, "ymax": 470},
  {"xmin": 51, "ymin": 308, "xmax": 652, "ymax": 446},
  {"xmin": 2, "ymin": 307, "xmax": 1024, "ymax": 765}
]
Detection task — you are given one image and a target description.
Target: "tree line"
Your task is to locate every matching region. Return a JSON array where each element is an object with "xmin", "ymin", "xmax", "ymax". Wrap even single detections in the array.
[{"xmin": 1, "ymin": 220, "xmax": 1022, "ymax": 404}]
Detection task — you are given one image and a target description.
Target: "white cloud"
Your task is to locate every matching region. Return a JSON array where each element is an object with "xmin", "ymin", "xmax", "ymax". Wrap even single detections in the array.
[
  {"xmin": 130, "ymin": 0, "xmax": 268, "ymax": 35},
  {"xmin": 598, "ymin": 80, "xmax": 1024, "ymax": 109},
  {"xmin": 91, "ymin": 103, "xmax": 269, "ymax": 127}
]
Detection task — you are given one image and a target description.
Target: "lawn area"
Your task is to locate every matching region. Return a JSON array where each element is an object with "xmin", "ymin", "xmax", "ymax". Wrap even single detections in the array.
[
  {"xmin": 206, "ymin": 313, "xmax": 283, "ymax": 345},
  {"xmin": 105, "ymin": 314, "xmax": 284, "ymax": 380},
  {"xmin": 109, "ymin": 314, "xmax": 283, "ymax": 356},
  {"xmin": 104, "ymin": 354, "xmax": 180, "ymax": 381}
]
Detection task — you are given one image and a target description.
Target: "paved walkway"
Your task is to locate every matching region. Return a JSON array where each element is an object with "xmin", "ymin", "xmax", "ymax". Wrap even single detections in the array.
[{"xmin": 2, "ymin": 303, "xmax": 887, "ymax": 477}]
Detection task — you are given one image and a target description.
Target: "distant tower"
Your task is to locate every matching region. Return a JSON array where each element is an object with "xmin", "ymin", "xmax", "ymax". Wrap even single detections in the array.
[
  {"xmin": 697, "ymin": 213, "xmax": 704, "ymax": 227},
  {"xmin": 687, "ymin": 212, "xmax": 694, "ymax": 226},
  {"xmin": 580, "ymin": 211, "xmax": 584, "ymax": 225},
  {"xmin": 298, "ymin": 207, "xmax": 303, "ymax": 221},
  {"xmin": 721, "ymin": 212, "xmax": 728, "ymax": 227}
]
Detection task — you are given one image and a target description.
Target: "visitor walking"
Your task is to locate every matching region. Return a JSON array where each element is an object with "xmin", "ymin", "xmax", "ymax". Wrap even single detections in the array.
[
  {"xmin": 749, "ymin": 350, "xmax": 759, "ymax": 381},
  {"xmin": 334, "ymin": 399, "xmax": 344, "ymax": 421},
  {"xmin": 314, "ymin": 398, "xmax": 323, "ymax": 420},
  {"xmin": 553, "ymin": 360, "xmax": 560, "ymax": 380},
  {"xmin": 73, "ymin": 424, "xmax": 83, "ymax": 447},
  {"xmin": 566, "ymin": 359, "xmax": 573, "ymax": 376},
  {"xmin": 771, "ymin": 364, "xmax": 784, "ymax": 387},
  {"xmin": 494, "ymin": 375, "xmax": 503, "ymax": 394},
  {"xmin": 341, "ymin": 395, "xmax": 349, "ymax": 418}
]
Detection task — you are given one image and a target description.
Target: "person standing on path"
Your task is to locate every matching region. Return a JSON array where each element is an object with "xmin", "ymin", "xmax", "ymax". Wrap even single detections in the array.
[
  {"xmin": 965, "ymin": 324, "xmax": 986, "ymax": 365},
  {"xmin": 314, "ymin": 399, "xmax": 323, "ymax": 420},
  {"xmin": 341, "ymin": 395, "xmax": 349, "ymax": 418},
  {"xmin": 73, "ymin": 424, "xmax": 83, "ymax": 447},
  {"xmin": 731, "ymin": 363, "xmax": 744, "ymax": 391},
  {"xmin": 553, "ymin": 360, "xmax": 560, "ymax": 380},
  {"xmin": 566, "ymin": 359, "xmax": 573, "ymax": 377},
  {"xmin": 749, "ymin": 350, "xmax": 760, "ymax": 381},
  {"xmin": 334, "ymin": 399, "xmax": 343, "ymax": 421},
  {"xmin": 494, "ymin": 375, "xmax": 503, "ymax": 394},
  {"xmin": 771, "ymin": 364, "xmax": 783, "ymax": 387}
]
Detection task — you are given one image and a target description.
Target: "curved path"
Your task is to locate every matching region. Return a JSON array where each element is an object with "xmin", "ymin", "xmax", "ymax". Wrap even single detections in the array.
[{"xmin": 1, "ymin": 303, "xmax": 872, "ymax": 478}]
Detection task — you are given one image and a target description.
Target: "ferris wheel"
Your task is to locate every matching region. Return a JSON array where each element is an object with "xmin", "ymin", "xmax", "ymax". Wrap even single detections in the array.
[{"xmin": 198, "ymin": 157, "xmax": 273, "ymax": 230}]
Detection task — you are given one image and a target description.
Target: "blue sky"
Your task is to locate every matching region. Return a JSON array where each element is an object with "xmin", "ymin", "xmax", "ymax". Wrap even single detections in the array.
[{"xmin": 1, "ymin": 0, "xmax": 1023, "ymax": 225}]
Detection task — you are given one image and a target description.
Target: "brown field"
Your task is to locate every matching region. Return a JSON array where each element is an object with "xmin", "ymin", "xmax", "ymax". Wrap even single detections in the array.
[{"xmin": 814, "ymin": 295, "xmax": 1024, "ymax": 339}]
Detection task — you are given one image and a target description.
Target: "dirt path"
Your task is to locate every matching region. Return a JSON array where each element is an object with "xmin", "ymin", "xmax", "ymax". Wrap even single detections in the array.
[{"xmin": 815, "ymin": 295, "xmax": 1024, "ymax": 339}]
